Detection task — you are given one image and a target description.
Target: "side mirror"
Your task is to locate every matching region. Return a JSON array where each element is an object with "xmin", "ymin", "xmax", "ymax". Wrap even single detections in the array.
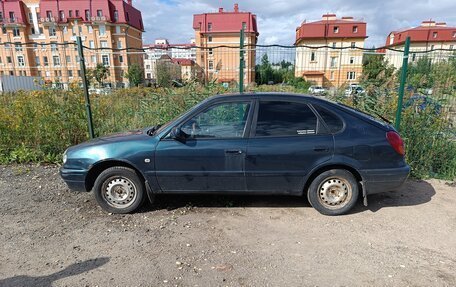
[{"xmin": 170, "ymin": 127, "xmax": 187, "ymax": 142}]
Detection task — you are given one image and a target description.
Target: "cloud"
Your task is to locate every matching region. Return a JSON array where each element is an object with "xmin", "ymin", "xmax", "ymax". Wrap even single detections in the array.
[{"xmin": 134, "ymin": 0, "xmax": 456, "ymax": 47}]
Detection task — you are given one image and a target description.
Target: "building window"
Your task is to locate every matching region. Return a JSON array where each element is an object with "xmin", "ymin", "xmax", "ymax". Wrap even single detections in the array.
[
  {"xmin": 68, "ymin": 70, "xmax": 73, "ymax": 77},
  {"xmin": 89, "ymin": 40, "xmax": 95, "ymax": 48},
  {"xmin": 332, "ymin": 42, "xmax": 336, "ymax": 48},
  {"xmin": 100, "ymin": 40, "xmax": 108, "ymax": 48},
  {"xmin": 310, "ymin": 51, "xmax": 316, "ymax": 62},
  {"xmin": 91, "ymin": 55, "xmax": 97, "ymax": 63},
  {"xmin": 102, "ymin": 55, "xmax": 110, "ymax": 66},
  {"xmin": 39, "ymin": 27, "xmax": 44, "ymax": 34},
  {"xmin": 51, "ymin": 42, "xmax": 58, "ymax": 51},
  {"xmin": 85, "ymin": 10, "xmax": 90, "ymax": 21},
  {"xmin": 330, "ymin": 71, "xmax": 335, "ymax": 80},
  {"xmin": 69, "ymin": 10, "xmax": 73, "ymax": 18},
  {"xmin": 450, "ymin": 45, "xmax": 454, "ymax": 50},
  {"xmin": 146, "ymin": 73, "xmax": 151, "ymax": 79},
  {"xmin": 63, "ymin": 26, "xmax": 67, "ymax": 34},
  {"xmin": 9, "ymin": 11, "xmax": 15, "ymax": 22},
  {"xmin": 59, "ymin": 10, "xmax": 64, "ymax": 21},
  {"xmin": 453, "ymin": 31, "xmax": 456, "ymax": 38},
  {"xmin": 208, "ymin": 60, "xmax": 214, "ymax": 70},
  {"xmin": 75, "ymin": 10, "xmax": 80, "ymax": 17},
  {"xmin": 333, "ymin": 26, "xmax": 339, "ymax": 33},
  {"xmin": 351, "ymin": 42, "xmax": 356, "ymax": 48},
  {"xmin": 432, "ymin": 32, "xmax": 438, "ymax": 38},
  {"xmin": 146, "ymin": 65, "xmax": 151, "ymax": 69},
  {"xmin": 412, "ymin": 53, "xmax": 416, "ymax": 61},
  {"xmin": 53, "ymin": 56, "xmax": 61, "ymax": 66},
  {"xmin": 125, "ymin": 12, "xmax": 129, "ymax": 21},
  {"xmin": 99, "ymin": 25, "xmax": 106, "ymax": 35},
  {"xmin": 28, "ymin": 12, "xmax": 33, "ymax": 22},
  {"xmin": 88, "ymin": 26, "xmax": 93, "ymax": 33},
  {"xmin": 119, "ymin": 55, "xmax": 123, "ymax": 63},
  {"xmin": 242, "ymin": 22, "xmax": 247, "ymax": 30},
  {"xmin": 430, "ymin": 45, "xmax": 435, "ymax": 50},
  {"xmin": 97, "ymin": 10, "xmax": 103, "ymax": 17},
  {"xmin": 347, "ymin": 71, "xmax": 356, "ymax": 80},
  {"xmin": 353, "ymin": 26, "xmax": 358, "ymax": 33},
  {"xmin": 208, "ymin": 22, "xmax": 212, "ymax": 31},
  {"xmin": 46, "ymin": 11, "xmax": 52, "ymax": 18},
  {"xmin": 49, "ymin": 27, "xmax": 56, "ymax": 37},
  {"xmin": 7, "ymin": 56, "xmax": 12, "ymax": 64},
  {"xmin": 114, "ymin": 10, "xmax": 119, "ymax": 21},
  {"xmin": 0, "ymin": 11, "xmax": 3, "ymax": 21},
  {"xmin": 13, "ymin": 27, "xmax": 20, "ymax": 37},
  {"xmin": 66, "ymin": 55, "xmax": 71, "ymax": 63},
  {"xmin": 17, "ymin": 56, "xmax": 25, "ymax": 66},
  {"xmin": 43, "ymin": 56, "xmax": 49, "ymax": 66},
  {"xmin": 330, "ymin": 56, "xmax": 337, "ymax": 68},
  {"xmin": 349, "ymin": 57, "xmax": 354, "ymax": 64},
  {"xmin": 15, "ymin": 43, "xmax": 22, "ymax": 52},
  {"xmin": 116, "ymin": 26, "xmax": 121, "ymax": 34},
  {"xmin": 117, "ymin": 40, "xmax": 122, "ymax": 49},
  {"xmin": 209, "ymin": 48, "xmax": 213, "ymax": 55}
]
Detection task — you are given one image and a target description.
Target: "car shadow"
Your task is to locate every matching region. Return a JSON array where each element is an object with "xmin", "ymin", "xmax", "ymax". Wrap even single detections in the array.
[
  {"xmin": 0, "ymin": 257, "xmax": 109, "ymax": 287},
  {"xmin": 138, "ymin": 180, "xmax": 435, "ymax": 214}
]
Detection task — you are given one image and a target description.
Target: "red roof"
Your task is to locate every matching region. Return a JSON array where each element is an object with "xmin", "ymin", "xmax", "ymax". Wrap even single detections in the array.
[
  {"xmin": 193, "ymin": 4, "xmax": 258, "ymax": 35},
  {"xmin": 295, "ymin": 14, "xmax": 367, "ymax": 44},
  {"xmin": 385, "ymin": 21, "xmax": 456, "ymax": 47},
  {"xmin": 171, "ymin": 58, "xmax": 195, "ymax": 66}
]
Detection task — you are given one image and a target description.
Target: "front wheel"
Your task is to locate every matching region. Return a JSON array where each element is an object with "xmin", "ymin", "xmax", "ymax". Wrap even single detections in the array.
[
  {"xmin": 93, "ymin": 166, "xmax": 145, "ymax": 214},
  {"xmin": 307, "ymin": 169, "xmax": 359, "ymax": 216}
]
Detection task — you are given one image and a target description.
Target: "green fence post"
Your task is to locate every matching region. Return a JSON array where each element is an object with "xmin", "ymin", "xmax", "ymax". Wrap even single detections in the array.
[
  {"xmin": 239, "ymin": 28, "xmax": 245, "ymax": 93},
  {"xmin": 395, "ymin": 36, "xmax": 411, "ymax": 131},
  {"xmin": 76, "ymin": 36, "xmax": 95, "ymax": 139}
]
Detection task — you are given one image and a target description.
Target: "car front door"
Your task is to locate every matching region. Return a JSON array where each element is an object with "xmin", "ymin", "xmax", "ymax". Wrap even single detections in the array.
[
  {"xmin": 154, "ymin": 100, "xmax": 253, "ymax": 192},
  {"xmin": 245, "ymin": 100, "xmax": 334, "ymax": 194}
]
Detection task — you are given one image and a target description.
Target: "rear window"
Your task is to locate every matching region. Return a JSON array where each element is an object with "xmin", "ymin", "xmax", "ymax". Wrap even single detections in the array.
[
  {"xmin": 255, "ymin": 101, "xmax": 318, "ymax": 137},
  {"xmin": 313, "ymin": 105, "xmax": 344, "ymax": 133}
]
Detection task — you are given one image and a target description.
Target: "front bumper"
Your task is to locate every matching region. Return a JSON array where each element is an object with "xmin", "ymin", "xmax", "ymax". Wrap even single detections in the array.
[
  {"xmin": 59, "ymin": 167, "xmax": 88, "ymax": 192},
  {"xmin": 360, "ymin": 165, "xmax": 411, "ymax": 195}
]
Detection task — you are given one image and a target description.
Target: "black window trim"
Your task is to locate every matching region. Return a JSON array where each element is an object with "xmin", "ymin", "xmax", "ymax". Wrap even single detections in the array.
[
  {"xmin": 250, "ymin": 99, "xmax": 330, "ymax": 139},
  {"xmin": 310, "ymin": 103, "xmax": 346, "ymax": 135},
  {"xmin": 162, "ymin": 99, "xmax": 256, "ymax": 141}
]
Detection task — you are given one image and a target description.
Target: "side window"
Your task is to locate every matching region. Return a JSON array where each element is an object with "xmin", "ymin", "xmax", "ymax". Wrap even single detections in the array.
[
  {"xmin": 255, "ymin": 101, "xmax": 318, "ymax": 137},
  {"xmin": 313, "ymin": 105, "xmax": 344, "ymax": 133},
  {"xmin": 181, "ymin": 102, "xmax": 251, "ymax": 139}
]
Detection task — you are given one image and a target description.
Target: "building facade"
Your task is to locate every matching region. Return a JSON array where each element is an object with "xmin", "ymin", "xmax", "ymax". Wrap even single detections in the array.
[
  {"xmin": 143, "ymin": 38, "xmax": 196, "ymax": 82},
  {"xmin": 384, "ymin": 20, "xmax": 456, "ymax": 69},
  {"xmin": 0, "ymin": 0, "xmax": 144, "ymax": 88},
  {"xmin": 295, "ymin": 14, "xmax": 367, "ymax": 88},
  {"xmin": 193, "ymin": 4, "xmax": 258, "ymax": 85}
]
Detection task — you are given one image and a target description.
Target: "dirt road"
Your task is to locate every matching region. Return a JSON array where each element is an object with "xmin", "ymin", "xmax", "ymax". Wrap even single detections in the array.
[{"xmin": 1, "ymin": 164, "xmax": 455, "ymax": 286}]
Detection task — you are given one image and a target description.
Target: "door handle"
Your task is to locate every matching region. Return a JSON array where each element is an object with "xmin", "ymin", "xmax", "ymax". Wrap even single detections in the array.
[
  {"xmin": 225, "ymin": 149, "xmax": 243, "ymax": 154},
  {"xmin": 314, "ymin": 146, "xmax": 329, "ymax": 152}
]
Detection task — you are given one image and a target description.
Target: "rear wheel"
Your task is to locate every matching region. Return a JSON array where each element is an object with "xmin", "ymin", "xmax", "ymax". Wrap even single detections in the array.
[
  {"xmin": 307, "ymin": 169, "xmax": 359, "ymax": 216},
  {"xmin": 93, "ymin": 166, "xmax": 145, "ymax": 214}
]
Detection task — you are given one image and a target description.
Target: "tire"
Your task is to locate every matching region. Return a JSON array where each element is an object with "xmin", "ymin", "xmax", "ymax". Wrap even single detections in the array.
[
  {"xmin": 93, "ymin": 166, "xmax": 145, "ymax": 214},
  {"xmin": 307, "ymin": 169, "xmax": 359, "ymax": 216}
]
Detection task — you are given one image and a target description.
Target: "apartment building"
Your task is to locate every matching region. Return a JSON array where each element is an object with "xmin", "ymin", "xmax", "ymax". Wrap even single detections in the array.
[
  {"xmin": 193, "ymin": 4, "xmax": 258, "ymax": 85},
  {"xmin": 384, "ymin": 20, "xmax": 456, "ymax": 69},
  {"xmin": 0, "ymin": 0, "xmax": 144, "ymax": 88},
  {"xmin": 143, "ymin": 38, "xmax": 196, "ymax": 82},
  {"xmin": 295, "ymin": 14, "xmax": 367, "ymax": 88}
]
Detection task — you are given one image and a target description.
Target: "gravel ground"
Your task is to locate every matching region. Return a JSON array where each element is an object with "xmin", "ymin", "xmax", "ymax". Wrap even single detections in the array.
[{"xmin": 0, "ymin": 164, "xmax": 455, "ymax": 287}]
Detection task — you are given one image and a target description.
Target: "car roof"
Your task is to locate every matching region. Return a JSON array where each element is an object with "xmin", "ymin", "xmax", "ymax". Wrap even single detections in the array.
[{"xmin": 207, "ymin": 92, "xmax": 325, "ymax": 102}]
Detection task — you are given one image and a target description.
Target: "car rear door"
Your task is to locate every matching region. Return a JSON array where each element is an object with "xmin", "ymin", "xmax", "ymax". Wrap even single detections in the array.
[
  {"xmin": 245, "ymin": 99, "xmax": 334, "ymax": 194},
  {"xmin": 154, "ymin": 100, "xmax": 254, "ymax": 193}
]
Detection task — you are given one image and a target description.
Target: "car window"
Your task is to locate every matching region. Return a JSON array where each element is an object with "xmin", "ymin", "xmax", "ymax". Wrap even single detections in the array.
[
  {"xmin": 181, "ymin": 102, "xmax": 251, "ymax": 139},
  {"xmin": 313, "ymin": 105, "xmax": 344, "ymax": 133},
  {"xmin": 255, "ymin": 101, "xmax": 318, "ymax": 137}
]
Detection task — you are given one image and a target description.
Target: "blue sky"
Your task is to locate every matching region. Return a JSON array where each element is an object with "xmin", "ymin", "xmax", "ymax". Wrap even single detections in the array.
[{"xmin": 134, "ymin": 0, "xmax": 456, "ymax": 47}]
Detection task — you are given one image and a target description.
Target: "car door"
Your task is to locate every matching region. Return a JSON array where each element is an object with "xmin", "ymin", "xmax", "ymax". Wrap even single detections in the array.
[
  {"xmin": 154, "ymin": 100, "xmax": 253, "ymax": 192},
  {"xmin": 245, "ymin": 100, "xmax": 334, "ymax": 194}
]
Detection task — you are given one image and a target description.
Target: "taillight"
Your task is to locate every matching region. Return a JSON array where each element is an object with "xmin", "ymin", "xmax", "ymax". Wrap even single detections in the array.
[{"xmin": 386, "ymin": 131, "xmax": 405, "ymax": 156}]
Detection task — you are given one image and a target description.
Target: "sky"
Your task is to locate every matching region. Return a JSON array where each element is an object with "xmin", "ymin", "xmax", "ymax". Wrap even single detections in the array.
[{"xmin": 134, "ymin": 0, "xmax": 456, "ymax": 47}]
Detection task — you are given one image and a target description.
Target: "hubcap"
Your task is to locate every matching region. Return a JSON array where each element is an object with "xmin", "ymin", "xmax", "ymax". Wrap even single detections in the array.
[
  {"xmin": 103, "ymin": 177, "xmax": 137, "ymax": 208},
  {"xmin": 317, "ymin": 177, "xmax": 352, "ymax": 209}
]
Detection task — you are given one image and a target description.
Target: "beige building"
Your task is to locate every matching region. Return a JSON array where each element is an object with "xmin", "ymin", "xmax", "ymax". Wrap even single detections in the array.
[
  {"xmin": 384, "ymin": 20, "xmax": 456, "ymax": 69},
  {"xmin": 0, "ymin": 0, "xmax": 144, "ymax": 88},
  {"xmin": 295, "ymin": 14, "xmax": 367, "ymax": 88},
  {"xmin": 193, "ymin": 4, "xmax": 258, "ymax": 85}
]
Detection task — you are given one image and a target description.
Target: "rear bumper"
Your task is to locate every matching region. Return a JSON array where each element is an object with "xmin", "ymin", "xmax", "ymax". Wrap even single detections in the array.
[
  {"xmin": 59, "ymin": 167, "xmax": 88, "ymax": 192},
  {"xmin": 360, "ymin": 165, "xmax": 410, "ymax": 195}
]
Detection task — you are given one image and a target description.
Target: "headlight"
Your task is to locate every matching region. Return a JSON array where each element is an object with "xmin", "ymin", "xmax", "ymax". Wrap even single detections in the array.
[{"xmin": 63, "ymin": 150, "xmax": 68, "ymax": 164}]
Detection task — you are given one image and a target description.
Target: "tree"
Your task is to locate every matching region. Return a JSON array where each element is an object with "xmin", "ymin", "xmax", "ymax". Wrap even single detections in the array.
[
  {"xmin": 361, "ymin": 53, "xmax": 395, "ymax": 87},
  {"xmin": 87, "ymin": 63, "xmax": 109, "ymax": 87},
  {"xmin": 125, "ymin": 63, "xmax": 143, "ymax": 87}
]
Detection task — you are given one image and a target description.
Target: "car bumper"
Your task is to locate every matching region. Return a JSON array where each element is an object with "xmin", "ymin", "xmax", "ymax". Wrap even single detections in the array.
[
  {"xmin": 59, "ymin": 167, "xmax": 88, "ymax": 192},
  {"xmin": 360, "ymin": 165, "xmax": 410, "ymax": 195}
]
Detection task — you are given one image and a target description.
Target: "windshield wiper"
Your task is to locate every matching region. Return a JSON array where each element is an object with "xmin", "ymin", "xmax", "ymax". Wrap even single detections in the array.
[{"xmin": 146, "ymin": 125, "xmax": 162, "ymax": 136}]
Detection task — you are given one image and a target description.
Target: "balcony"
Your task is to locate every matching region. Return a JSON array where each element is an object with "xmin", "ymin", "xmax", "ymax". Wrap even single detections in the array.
[
  {"xmin": 0, "ymin": 17, "xmax": 26, "ymax": 27},
  {"xmin": 90, "ymin": 16, "xmax": 110, "ymax": 23},
  {"xmin": 38, "ymin": 17, "xmax": 57, "ymax": 26}
]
